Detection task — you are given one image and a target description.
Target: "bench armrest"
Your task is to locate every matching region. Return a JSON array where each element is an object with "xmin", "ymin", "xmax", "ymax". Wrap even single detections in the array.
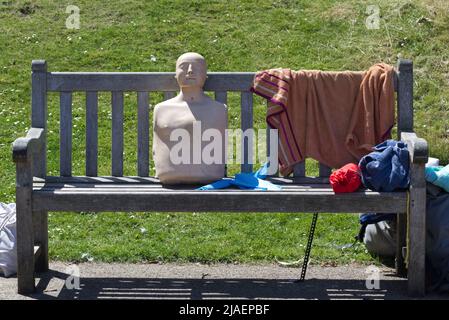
[
  {"xmin": 400, "ymin": 131, "xmax": 428, "ymax": 164},
  {"xmin": 12, "ymin": 127, "xmax": 45, "ymax": 163}
]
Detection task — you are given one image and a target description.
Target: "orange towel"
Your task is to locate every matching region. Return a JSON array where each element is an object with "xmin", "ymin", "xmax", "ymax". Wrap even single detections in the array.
[{"xmin": 250, "ymin": 63, "xmax": 395, "ymax": 176}]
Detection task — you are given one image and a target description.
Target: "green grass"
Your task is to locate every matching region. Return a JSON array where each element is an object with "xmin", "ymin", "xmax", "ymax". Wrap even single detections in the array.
[
  {"xmin": 1, "ymin": 0, "xmax": 448, "ymax": 265},
  {"xmin": 49, "ymin": 212, "xmax": 369, "ymax": 265}
]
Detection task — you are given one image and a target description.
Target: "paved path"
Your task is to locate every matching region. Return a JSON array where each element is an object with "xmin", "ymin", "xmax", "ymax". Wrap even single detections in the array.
[{"xmin": 1, "ymin": 262, "xmax": 448, "ymax": 300}]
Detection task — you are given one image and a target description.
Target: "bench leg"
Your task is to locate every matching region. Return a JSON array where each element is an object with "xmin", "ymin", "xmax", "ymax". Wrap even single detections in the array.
[
  {"xmin": 16, "ymin": 162, "xmax": 36, "ymax": 294},
  {"xmin": 407, "ymin": 163, "xmax": 426, "ymax": 297},
  {"xmin": 395, "ymin": 213, "xmax": 407, "ymax": 277},
  {"xmin": 34, "ymin": 210, "xmax": 48, "ymax": 272}
]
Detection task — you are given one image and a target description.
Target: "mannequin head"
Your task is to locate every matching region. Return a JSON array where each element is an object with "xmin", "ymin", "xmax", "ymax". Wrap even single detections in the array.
[{"xmin": 175, "ymin": 52, "xmax": 208, "ymax": 89}]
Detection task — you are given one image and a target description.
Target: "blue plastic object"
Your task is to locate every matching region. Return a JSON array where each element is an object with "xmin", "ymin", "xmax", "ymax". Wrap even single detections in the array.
[{"xmin": 196, "ymin": 162, "xmax": 282, "ymax": 191}]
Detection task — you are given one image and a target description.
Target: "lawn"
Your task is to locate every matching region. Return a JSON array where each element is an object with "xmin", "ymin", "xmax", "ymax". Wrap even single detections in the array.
[{"xmin": 0, "ymin": 0, "xmax": 448, "ymax": 265}]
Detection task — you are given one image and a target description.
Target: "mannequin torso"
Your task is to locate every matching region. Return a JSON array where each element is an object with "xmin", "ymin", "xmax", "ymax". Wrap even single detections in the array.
[{"xmin": 152, "ymin": 53, "xmax": 228, "ymax": 184}]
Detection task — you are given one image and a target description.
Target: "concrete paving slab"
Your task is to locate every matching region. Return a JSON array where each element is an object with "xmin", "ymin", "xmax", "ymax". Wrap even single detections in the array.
[{"xmin": 1, "ymin": 262, "xmax": 448, "ymax": 300}]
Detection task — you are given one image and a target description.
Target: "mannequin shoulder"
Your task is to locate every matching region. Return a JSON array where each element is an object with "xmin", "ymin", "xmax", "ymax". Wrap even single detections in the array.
[{"xmin": 154, "ymin": 99, "xmax": 184, "ymax": 112}]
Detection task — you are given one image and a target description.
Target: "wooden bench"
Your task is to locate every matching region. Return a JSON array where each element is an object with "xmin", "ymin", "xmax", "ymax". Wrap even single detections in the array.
[{"xmin": 12, "ymin": 59, "xmax": 428, "ymax": 296}]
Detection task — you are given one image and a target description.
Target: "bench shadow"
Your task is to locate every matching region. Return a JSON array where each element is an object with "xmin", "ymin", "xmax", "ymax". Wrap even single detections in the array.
[{"xmin": 29, "ymin": 269, "xmax": 411, "ymax": 300}]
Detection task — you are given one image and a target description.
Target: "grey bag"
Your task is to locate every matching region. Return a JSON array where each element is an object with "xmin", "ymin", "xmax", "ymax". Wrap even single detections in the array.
[
  {"xmin": 361, "ymin": 183, "xmax": 449, "ymax": 292},
  {"xmin": 0, "ymin": 202, "xmax": 17, "ymax": 277},
  {"xmin": 363, "ymin": 219, "xmax": 397, "ymax": 258},
  {"xmin": 426, "ymin": 184, "xmax": 449, "ymax": 292}
]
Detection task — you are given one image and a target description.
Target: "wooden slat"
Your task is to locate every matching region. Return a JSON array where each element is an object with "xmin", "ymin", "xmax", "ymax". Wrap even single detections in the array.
[
  {"xmin": 266, "ymin": 125, "xmax": 279, "ymax": 177},
  {"xmin": 111, "ymin": 91, "xmax": 124, "ymax": 176},
  {"xmin": 35, "ymin": 185, "xmax": 345, "ymax": 191},
  {"xmin": 137, "ymin": 92, "xmax": 149, "ymax": 177},
  {"xmin": 33, "ymin": 183, "xmax": 401, "ymax": 193},
  {"xmin": 396, "ymin": 213, "xmax": 407, "ymax": 277},
  {"xmin": 47, "ymin": 72, "xmax": 255, "ymax": 92},
  {"xmin": 33, "ymin": 210, "xmax": 48, "ymax": 272},
  {"xmin": 292, "ymin": 176, "xmax": 330, "ymax": 184},
  {"xmin": 215, "ymin": 91, "xmax": 228, "ymax": 177},
  {"xmin": 163, "ymin": 91, "xmax": 176, "ymax": 100},
  {"xmin": 34, "ymin": 180, "xmax": 353, "ymax": 190},
  {"xmin": 47, "ymin": 71, "xmax": 396, "ymax": 92},
  {"xmin": 241, "ymin": 91, "xmax": 253, "ymax": 173},
  {"xmin": 33, "ymin": 183, "xmax": 341, "ymax": 191},
  {"xmin": 397, "ymin": 59, "xmax": 414, "ymax": 137},
  {"xmin": 31, "ymin": 60, "xmax": 47, "ymax": 177},
  {"xmin": 401, "ymin": 132, "xmax": 428, "ymax": 163},
  {"xmin": 319, "ymin": 163, "xmax": 332, "ymax": 177},
  {"xmin": 293, "ymin": 161, "xmax": 305, "ymax": 177},
  {"xmin": 32, "ymin": 176, "xmax": 374, "ymax": 191},
  {"xmin": 31, "ymin": 176, "xmax": 347, "ymax": 188},
  {"xmin": 34, "ymin": 176, "xmax": 160, "ymax": 184},
  {"xmin": 215, "ymin": 91, "xmax": 227, "ymax": 104},
  {"xmin": 31, "ymin": 60, "xmax": 49, "ymax": 273},
  {"xmin": 16, "ymin": 160, "xmax": 35, "ymax": 293},
  {"xmin": 407, "ymin": 162, "xmax": 426, "ymax": 296},
  {"xmin": 33, "ymin": 175, "xmax": 330, "ymax": 185},
  {"xmin": 266, "ymin": 100, "xmax": 279, "ymax": 176},
  {"xmin": 33, "ymin": 188, "xmax": 407, "ymax": 213},
  {"xmin": 86, "ymin": 91, "xmax": 98, "ymax": 176},
  {"xmin": 215, "ymin": 91, "xmax": 229, "ymax": 177},
  {"xmin": 60, "ymin": 91, "xmax": 72, "ymax": 176}
]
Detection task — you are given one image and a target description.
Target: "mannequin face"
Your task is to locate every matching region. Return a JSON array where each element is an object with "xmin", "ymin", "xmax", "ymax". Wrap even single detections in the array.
[{"xmin": 175, "ymin": 54, "xmax": 207, "ymax": 88}]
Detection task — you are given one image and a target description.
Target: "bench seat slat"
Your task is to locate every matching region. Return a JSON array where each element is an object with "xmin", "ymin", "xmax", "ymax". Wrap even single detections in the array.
[
  {"xmin": 34, "ymin": 186, "xmax": 349, "ymax": 192},
  {"xmin": 32, "ymin": 177, "xmax": 407, "ymax": 213},
  {"xmin": 293, "ymin": 161, "xmax": 305, "ymax": 177},
  {"xmin": 33, "ymin": 185, "xmax": 405, "ymax": 195},
  {"xmin": 319, "ymin": 163, "xmax": 332, "ymax": 177},
  {"xmin": 32, "ymin": 182, "xmax": 355, "ymax": 191},
  {"xmin": 32, "ymin": 176, "xmax": 328, "ymax": 185},
  {"xmin": 32, "ymin": 188, "xmax": 406, "ymax": 213}
]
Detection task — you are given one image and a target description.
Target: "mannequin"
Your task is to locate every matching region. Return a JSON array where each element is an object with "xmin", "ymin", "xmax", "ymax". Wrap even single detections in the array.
[{"xmin": 153, "ymin": 52, "xmax": 228, "ymax": 184}]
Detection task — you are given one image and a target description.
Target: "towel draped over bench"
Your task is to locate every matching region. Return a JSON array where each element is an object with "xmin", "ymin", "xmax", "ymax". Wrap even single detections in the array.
[{"xmin": 250, "ymin": 63, "xmax": 395, "ymax": 176}]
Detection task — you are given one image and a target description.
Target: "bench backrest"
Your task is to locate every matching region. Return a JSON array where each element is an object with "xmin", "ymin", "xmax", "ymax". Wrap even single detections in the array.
[{"xmin": 30, "ymin": 59, "xmax": 413, "ymax": 180}]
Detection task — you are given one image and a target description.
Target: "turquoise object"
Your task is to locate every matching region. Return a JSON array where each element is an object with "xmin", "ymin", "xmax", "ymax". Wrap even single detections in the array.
[{"xmin": 426, "ymin": 165, "xmax": 449, "ymax": 193}]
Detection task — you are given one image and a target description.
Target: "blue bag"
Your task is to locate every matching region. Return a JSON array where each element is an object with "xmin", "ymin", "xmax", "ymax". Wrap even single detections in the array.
[{"xmin": 359, "ymin": 140, "xmax": 410, "ymax": 192}]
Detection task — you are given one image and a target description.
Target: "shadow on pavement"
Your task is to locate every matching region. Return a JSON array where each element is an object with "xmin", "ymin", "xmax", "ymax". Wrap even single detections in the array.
[{"xmin": 23, "ymin": 269, "xmax": 413, "ymax": 300}]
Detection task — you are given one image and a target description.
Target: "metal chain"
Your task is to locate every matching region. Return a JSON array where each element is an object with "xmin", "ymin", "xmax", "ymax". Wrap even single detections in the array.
[{"xmin": 298, "ymin": 212, "xmax": 319, "ymax": 282}]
